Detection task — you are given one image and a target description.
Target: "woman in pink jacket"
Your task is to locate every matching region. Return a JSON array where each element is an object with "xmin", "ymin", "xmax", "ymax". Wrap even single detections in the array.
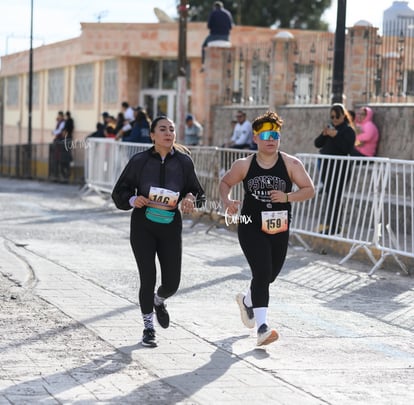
[{"xmin": 352, "ymin": 107, "xmax": 379, "ymax": 157}]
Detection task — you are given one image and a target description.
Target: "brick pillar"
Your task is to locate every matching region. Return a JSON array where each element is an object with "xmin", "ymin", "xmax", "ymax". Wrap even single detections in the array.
[
  {"xmin": 345, "ymin": 25, "xmax": 379, "ymax": 107},
  {"xmin": 203, "ymin": 44, "xmax": 233, "ymax": 145},
  {"xmin": 269, "ymin": 33, "xmax": 297, "ymax": 108}
]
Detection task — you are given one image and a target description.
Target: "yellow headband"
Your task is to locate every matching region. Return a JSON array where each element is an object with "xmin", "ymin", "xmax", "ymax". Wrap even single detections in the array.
[{"xmin": 253, "ymin": 122, "xmax": 281, "ymax": 136}]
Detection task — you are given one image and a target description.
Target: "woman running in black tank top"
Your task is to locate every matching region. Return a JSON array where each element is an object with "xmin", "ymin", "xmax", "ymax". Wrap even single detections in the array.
[{"xmin": 219, "ymin": 111, "xmax": 315, "ymax": 346}]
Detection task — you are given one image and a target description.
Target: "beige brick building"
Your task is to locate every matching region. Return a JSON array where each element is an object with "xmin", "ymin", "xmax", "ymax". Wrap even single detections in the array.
[{"xmin": 1, "ymin": 20, "xmax": 413, "ymax": 159}]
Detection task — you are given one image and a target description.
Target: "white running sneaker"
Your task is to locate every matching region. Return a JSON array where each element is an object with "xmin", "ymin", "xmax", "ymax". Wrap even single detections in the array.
[
  {"xmin": 236, "ymin": 293, "xmax": 255, "ymax": 329},
  {"xmin": 257, "ymin": 323, "xmax": 279, "ymax": 346}
]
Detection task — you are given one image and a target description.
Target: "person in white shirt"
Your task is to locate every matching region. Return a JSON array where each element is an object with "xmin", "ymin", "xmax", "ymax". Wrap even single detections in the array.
[
  {"xmin": 52, "ymin": 111, "xmax": 66, "ymax": 141},
  {"xmin": 121, "ymin": 101, "xmax": 135, "ymax": 123},
  {"xmin": 227, "ymin": 110, "xmax": 253, "ymax": 149}
]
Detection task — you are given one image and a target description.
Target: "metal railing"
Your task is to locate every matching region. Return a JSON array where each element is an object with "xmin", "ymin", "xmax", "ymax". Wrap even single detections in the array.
[
  {"xmin": 292, "ymin": 154, "xmax": 411, "ymax": 275},
  {"xmin": 82, "ymin": 139, "xmax": 413, "ymax": 275},
  {"xmin": 2, "ymin": 138, "xmax": 412, "ymax": 275},
  {"xmin": 82, "ymin": 138, "xmax": 147, "ymax": 195},
  {"xmin": 0, "ymin": 141, "xmax": 85, "ymax": 183}
]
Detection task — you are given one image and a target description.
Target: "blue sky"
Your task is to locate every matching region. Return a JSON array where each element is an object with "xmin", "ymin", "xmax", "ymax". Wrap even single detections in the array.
[{"xmin": 0, "ymin": 0, "xmax": 404, "ymax": 56}]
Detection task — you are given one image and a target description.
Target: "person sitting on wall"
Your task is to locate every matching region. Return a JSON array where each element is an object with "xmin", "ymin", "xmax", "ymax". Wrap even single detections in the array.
[
  {"xmin": 351, "ymin": 107, "xmax": 379, "ymax": 157},
  {"xmin": 200, "ymin": 1, "xmax": 234, "ymax": 72},
  {"xmin": 224, "ymin": 110, "xmax": 253, "ymax": 150}
]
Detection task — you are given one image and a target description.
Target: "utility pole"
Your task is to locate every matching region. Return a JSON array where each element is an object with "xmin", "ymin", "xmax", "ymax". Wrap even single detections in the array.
[
  {"xmin": 332, "ymin": 0, "xmax": 347, "ymax": 104},
  {"xmin": 236, "ymin": 0, "xmax": 242, "ymax": 25},
  {"xmin": 176, "ymin": 0, "xmax": 188, "ymax": 143},
  {"xmin": 27, "ymin": 0, "xmax": 34, "ymax": 177}
]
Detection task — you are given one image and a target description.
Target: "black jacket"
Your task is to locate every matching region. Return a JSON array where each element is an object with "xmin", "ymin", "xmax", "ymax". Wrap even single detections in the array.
[
  {"xmin": 112, "ymin": 147, "xmax": 205, "ymax": 211},
  {"xmin": 314, "ymin": 122, "xmax": 355, "ymax": 156}
]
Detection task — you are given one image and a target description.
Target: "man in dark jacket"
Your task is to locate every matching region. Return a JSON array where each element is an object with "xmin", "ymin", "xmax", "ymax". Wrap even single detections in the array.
[{"xmin": 201, "ymin": 1, "xmax": 234, "ymax": 71}]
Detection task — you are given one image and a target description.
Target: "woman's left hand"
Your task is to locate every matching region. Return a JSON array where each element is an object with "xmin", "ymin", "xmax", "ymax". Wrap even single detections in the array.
[
  {"xmin": 269, "ymin": 190, "xmax": 289, "ymax": 203},
  {"xmin": 181, "ymin": 194, "xmax": 196, "ymax": 214}
]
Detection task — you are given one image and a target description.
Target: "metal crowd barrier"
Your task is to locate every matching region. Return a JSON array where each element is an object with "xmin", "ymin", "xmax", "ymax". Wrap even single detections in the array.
[
  {"xmin": 292, "ymin": 154, "xmax": 409, "ymax": 275},
  {"xmin": 82, "ymin": 138, "xmax": 148, "ymax": 196},
  {"xmin": 83, "ymin": 139, "xmax": 413, "ymax": 275},
  {"xmin": 374, "ymin": 159, "xmax": 414, "ymax": 274}
]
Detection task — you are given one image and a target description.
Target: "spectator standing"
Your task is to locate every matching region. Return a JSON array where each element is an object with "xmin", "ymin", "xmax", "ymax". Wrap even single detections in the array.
[
  {"xmin": 184, "ymin": 114, "xmax": 203, "ymax": 146},
  {"xmin": 115, "ymin": 112, "xmax": 126, "ymax": 134},
  {"xmin": 60, "ymin": 111, "xmax": 74, "ymax": 180},
  {"xmin": 121, "ymin": 101, "xmax": 135, "ymax": 123},
  {"xmin": 52, "ymin": 111, "xmax": 66, "ymax": 141},
  {"xmin": 62, "ymin": 111, "xmax": 74, "ymax": 140},
  {"xmin": 121, "ymin": 108, "xmax": 152, "ymax": 143},
  {"xmin": 201, "ymin": 1, "xmax": 234, "ymax": 71},
  {"xmin": 314, "ymin": 103, "xmax": 356, "ymax": 235},
  {"xmin": 351, "ymin": 107, "xmax": 379, "ymax": 157},
  {"xmin": 111, "ymin": 116, "xmax": 205, "ymax": 348},
  {"xmin": 50, "ymin": 111, "xmax": 66, "ymax": 181}
]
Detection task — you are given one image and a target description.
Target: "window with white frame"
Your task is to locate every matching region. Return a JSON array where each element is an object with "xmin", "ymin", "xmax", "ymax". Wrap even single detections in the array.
[
  {"xmin": 74, "ymin": 63, "xmax": 94, "ymax": 104},
  {"xmin": 48, "ymin": 68, "xmax": 64, "ymax": 105},
  {"xmin": 6, "ymin": 76, "xmax": 19, "ymax": 106},
  {"xmin": 103, "ymin": 59, "xmax": 118, "ymax": 104}
]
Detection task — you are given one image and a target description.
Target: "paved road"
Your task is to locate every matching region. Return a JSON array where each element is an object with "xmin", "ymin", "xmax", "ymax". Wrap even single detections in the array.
[{"xmin": 0, "ymin": 178, "xmax": 413, "ymax": 404}]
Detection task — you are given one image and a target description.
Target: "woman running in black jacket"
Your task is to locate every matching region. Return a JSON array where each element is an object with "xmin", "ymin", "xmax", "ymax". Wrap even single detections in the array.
[{"xmin": 112, "ymin": 116, "xmax": 205, "ymax": 347}]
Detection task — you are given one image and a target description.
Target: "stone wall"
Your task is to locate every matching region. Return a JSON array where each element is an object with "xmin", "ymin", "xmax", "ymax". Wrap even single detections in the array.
[{"xmin": 210, "ymin": 104, "xmax": 414, "ymax": 160}]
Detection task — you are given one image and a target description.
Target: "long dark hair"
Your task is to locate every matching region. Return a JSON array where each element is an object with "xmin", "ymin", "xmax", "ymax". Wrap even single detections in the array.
[
  {"xmin": 137, "ymin": 109, "xmax": 151, "ymax": 127},
  {"xmin": 331, "ymin": 103, "xmax": 355, "ymax": 130},
  {"xmin": 150, "ymin": 116, "xmax": 191, "ymax": 154}
]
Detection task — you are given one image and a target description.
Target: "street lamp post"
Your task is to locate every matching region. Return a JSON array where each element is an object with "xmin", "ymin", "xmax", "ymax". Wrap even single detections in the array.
[
  {"xmin": 27, "ymin": 0, "xmax": 34, "ymax": 177},
  {"xmin": 332, "ymin": 0, "xmax": 347, "ymax": 104},
  {"xmin": 176, "ymin": 0, "xmax": 188, "ymax": 143}
]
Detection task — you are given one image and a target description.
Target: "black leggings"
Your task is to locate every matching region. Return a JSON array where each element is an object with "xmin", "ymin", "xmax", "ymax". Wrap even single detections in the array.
[
  {"xmin": 238, "ymin": 223, "xmax": 289, "ymax": 308},
  {"xmin": 130, "ymin": 208, "xmax": 182, "ymax": 314}
]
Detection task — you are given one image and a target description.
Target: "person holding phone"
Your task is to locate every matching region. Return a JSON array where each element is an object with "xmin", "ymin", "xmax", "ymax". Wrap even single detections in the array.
[{"xmin": 314, "ymin": 103, "xmax": 356, "ymax": 234}]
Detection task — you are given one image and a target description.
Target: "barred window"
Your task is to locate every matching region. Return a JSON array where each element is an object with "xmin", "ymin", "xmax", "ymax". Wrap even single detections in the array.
[
  {"xmin": 6, "ymin": 76, "xmax": 19, "ymax": 106},
  {"xmin": 74, "ymin": 63, "xmax": 94, "ymax": 104},
  {"xmin": 48, "ymin": 68, "xmax": 64, "ymax": 105},
  {"xmin": 406, "ymin": 70, "xmax": 414, "ymax": 96},
  {"xmin": 26, "ymin": 72, "xmax": 39, "ymax": 106},
  {"xmin": 103, "ymin": 59, "xmax": 118, "ymax": 103},
  {"xmin": 294, "ymin": 64, "xmax": 314, "ymax": 104}
]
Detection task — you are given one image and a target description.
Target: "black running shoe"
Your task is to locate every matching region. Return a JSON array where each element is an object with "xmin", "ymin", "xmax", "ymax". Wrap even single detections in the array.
[
  {"xmin": 142, "ymin": 328, "xmax": 157, "ymax": 347},
  {"xmin": 154, "ymin": 302, "xmax": 170, "ymax": 328}
]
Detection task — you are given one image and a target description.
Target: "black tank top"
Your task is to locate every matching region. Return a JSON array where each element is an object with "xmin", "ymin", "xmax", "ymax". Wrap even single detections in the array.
[{"xmin": 241, "ymin": 153, "xmax": 292, "ymax": 225}]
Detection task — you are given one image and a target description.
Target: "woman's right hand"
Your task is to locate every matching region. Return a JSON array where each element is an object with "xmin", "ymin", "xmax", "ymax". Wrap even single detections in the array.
[
  {"xmin": 133, "ymin": 195, "xmax": 150, "ymax": 208},
  {"xmin": 223, "ymin": 199, "xmax": 240, "ymax": 215}
]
